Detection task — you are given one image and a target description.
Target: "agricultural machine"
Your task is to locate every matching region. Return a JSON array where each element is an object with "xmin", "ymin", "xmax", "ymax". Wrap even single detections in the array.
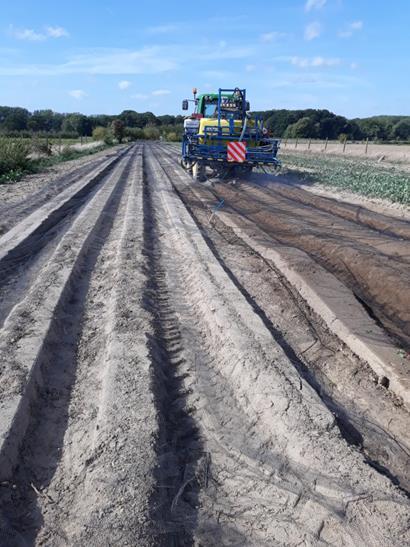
[{"xmin": 181, "ymin": 87, "xmax": 281, "ymax": 181}]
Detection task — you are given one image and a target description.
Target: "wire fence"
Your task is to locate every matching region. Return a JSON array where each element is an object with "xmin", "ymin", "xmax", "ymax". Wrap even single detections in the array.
[{"xmin": 280, "ymin": 138, "xmax": 410, "ymax": 163}]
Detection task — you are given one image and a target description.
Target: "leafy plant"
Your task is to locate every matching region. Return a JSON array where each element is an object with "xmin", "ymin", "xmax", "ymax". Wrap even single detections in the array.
[
  {"xmin": 31, "ymin": 139, "xmax": 52, "ymax": 156},
  {"xmin": 143, "ymin": 126, "xmax": 160, "ymax": 140},
  {"xmin": 0, "ymin": 138, "xmax": 32, "ymax": 179},
  {"xmin": 111, "ymin": 119, "xmax": 125, "ymax": 143},
  {"xmin": 282, "ymin": 151, "xmax": 410, "ymax": 204}
]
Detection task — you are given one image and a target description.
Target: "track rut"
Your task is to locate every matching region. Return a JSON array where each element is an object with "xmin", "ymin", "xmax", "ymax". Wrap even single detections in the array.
[{"xmin": 0, "ymin": 143, "xmax": 408, "ymax": 546}]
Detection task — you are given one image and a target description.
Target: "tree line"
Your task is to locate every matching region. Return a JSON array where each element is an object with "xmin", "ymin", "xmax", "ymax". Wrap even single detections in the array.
[
  {"xmin": 0, "ymin": 107, "xmax": 185, "ymax": 139},
  {"xmin": 0, "ymin": 105, "xmax": 409, "ymax": 142},
  {"xmin": 254, "ymin": 109, "xmax": 410, "ymax": 141}
]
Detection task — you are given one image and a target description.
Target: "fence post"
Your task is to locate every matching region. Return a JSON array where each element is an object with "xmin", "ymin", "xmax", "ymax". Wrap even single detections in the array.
[
  {"xmin": 308, "ymin": 138, "xmax": 311, "ymax": 150},
  {"xmin": 365, "ymin": 137, "xmax": 369, "ymax": 154},
  {"xmin": 343, "ymin": 136, "xmax": 347, "ymax": 153},
  {"xmin": 295, "ymin": 138, "xmax": 298, "ymax": 149},
  {"xmin": 324, "ymin": 137, "xmax": 328, "ymax": 151},
  {"xmin": 284, "ymin": 138, "xmax": 288, "ymax": 148}
]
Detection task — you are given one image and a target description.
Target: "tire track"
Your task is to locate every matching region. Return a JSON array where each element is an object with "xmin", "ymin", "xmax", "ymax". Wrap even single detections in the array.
[
  {"xmin": 143, "ymin": 152, "xmax": 203, "ymax": 545},
  {"xmin": 0, "ymin": 147, "xmax": 126, "ymax": 235},
  {"xmin": 0, "ymin": 145, "xmax": 138, "ymax": 482},
  {"xmin": 0, "ymin": 142, "xmax": 409, "ymax": 545},
  {"xmin": 156, "ymin": 144, "xmax": 410, "ymax": 348},
  {"xmin": 0, "ymin": 145, "xmax": 157, "ymax": 545},
  {"xmin": 143, "ymin": 145, "xmax": 410, "ymax": 546},
  {"xmin": 0, "ymin": 146, "xmax": 131, "ymax": 328},
  {"xmin": 152, "ymin": 143, "xmax": 410, "ymax": 492},
  {"xmin": 254, "ymin": 179, "xmax": 410, "ymax": 240}
]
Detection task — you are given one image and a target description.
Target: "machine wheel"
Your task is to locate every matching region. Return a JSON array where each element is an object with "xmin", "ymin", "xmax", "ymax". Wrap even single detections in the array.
[
  {"xmin": 192, "ymin": 162, "xmax": 206, "ymax": 182},
  {"xmin": 235, "ymin": 164, "xmax": 253, "ymax": 177},
  {"xmin": 180, "ymin": 157, "xmax": 192, "ymax": 172}
]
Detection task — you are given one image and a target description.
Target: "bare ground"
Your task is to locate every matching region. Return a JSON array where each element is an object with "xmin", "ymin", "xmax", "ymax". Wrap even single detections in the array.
[
  {"xmin": 0, "ymin": 142, "xmax": 409, "ymax": 546},
  {"xmin": 0, "ymin": 145, "xmax": 126, "ymax": 236},
  {"xmin": 281, "ymin": 141, "xmax": 410, "ymax": 166}
]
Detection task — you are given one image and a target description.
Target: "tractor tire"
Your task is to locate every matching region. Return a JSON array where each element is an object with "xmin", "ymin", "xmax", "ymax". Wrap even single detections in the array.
[
  {"xmin": 192, "ymin": 162, "xmax": 206, "ymax": 182},
  {"xmin": 180, "ymin": 157, "xmax": 192, "ymax": 172},
  {"xmin": 235, "ymin": 164, "xmax": 253, "ymax": 178}
]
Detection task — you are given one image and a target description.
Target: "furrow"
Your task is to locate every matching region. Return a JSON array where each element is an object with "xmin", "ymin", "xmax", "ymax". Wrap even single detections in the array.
[
  {"xmin": 0, "ymin": 146, "xmax": 136, "ymax": 482},
  {"xmin": 143, "ymin": 145, "xmax": 409, "ymax": 546}
]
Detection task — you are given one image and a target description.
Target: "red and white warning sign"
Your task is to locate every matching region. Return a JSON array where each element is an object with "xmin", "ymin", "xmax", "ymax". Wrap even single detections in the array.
[{"xmin": 227, "ymin": 141, "xmax": 247, "ymax": 163}]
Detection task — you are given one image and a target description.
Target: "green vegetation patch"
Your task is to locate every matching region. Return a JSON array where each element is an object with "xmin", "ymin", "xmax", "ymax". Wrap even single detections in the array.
[
  {"xmin": 282, "ymin": 152, "xmax": 410, "ymax": 204},
  {"xmin": 0, "ymin": 138, "xmax": 32, "ymax": 182},
  {"xmin": 0, "ymin": 137, "xmax": 111, "ymax": 184}
]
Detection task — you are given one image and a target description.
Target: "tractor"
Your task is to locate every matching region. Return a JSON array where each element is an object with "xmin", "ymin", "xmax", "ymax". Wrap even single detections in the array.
[{"xmin": 181, "ymin": 87, "xmax": 281, "ymax": 181}]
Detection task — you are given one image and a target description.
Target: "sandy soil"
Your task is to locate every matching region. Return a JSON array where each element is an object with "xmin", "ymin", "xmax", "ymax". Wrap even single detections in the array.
[
  {"xmin": 267, "ymin": 169, "xmax": 410, "ymax": 222},
  {"xmin": 68, "ymin": 140, "xmax": 104, "ymax": 152},
  {"xmin": 281, "ymin": 141, "xmax": 410, "ymax": 165},
  {"xmin": 0, "ymin": 145, "xmax": 125, "ymax": 235},
  {"xmin": 160, "ymin": 144, "xmax": 410, "ymax": 348},
  {"xmin": 204, "ymin": 178, "xmax": 410, "ymax": 349},
  {"xmin": 0, "ymin": 142, "xmax": 409, "ymax": 545},
  {"xmin": 154, "ymin": 145, "xmax": 410, "ymax": 485}
]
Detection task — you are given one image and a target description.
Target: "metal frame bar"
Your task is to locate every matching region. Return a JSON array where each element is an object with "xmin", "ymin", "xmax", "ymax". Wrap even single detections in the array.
[{"xmin": 182, "ymin": 87, "xmax": 281, "ymax": 167}]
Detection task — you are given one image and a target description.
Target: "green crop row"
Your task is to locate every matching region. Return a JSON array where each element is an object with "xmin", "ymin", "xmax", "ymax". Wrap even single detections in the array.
[{"xmin": 281, "ymin": 151, "xmax": 410, "ymax": 204}]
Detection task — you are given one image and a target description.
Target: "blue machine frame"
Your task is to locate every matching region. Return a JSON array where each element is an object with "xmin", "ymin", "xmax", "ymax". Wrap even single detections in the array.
[{"xmin": 182, "ymin": 88, "xmax": 281, "ymax": 168}]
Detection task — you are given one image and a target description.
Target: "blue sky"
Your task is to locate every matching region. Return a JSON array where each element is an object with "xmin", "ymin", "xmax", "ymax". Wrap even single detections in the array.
[{"xmin": 0, "ymin": 0, "xmax": 408, "ymax": 118}]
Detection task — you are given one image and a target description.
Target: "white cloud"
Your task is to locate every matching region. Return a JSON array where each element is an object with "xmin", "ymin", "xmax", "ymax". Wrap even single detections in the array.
[
  {"xmin": 10, "ymin": 26, "xmax": 46, "ymax": 42},
  {"xmin": 350, "ymin": 62, "xmax": 359, "ymax": 70},
  {"xmin": 118, "ymin": 80, "xmax": 131, "ymax": 90},
  {"xmin": 46, "ymin": 26, "xmax": 69, "ymax": 38},
  {"xmin": 152, "ymin": 89, "xmax": 171, "ymax": 96},
  {"xmin": 305, "ymin": 0, "xmax": 327, "ymax": 12},
  {"xmin": 10, "ymin": 24, "xmax": 69, "ymax": 41},
  {"xmin": 260, "ymin": 31, "xmax": 287, "ymax": 43},
  {"xmin": 339, "ymin": 20, "xmax": 363, "ymax": 38},
  {"xmin": 0, "ymin": 47, "xmax": 178, "ymax": 76},
  {"xmin": 351, "ymin": 21, "xmax": 363, "ymax": 30},
  {"xmin": 197, "ymin": 45, "xmax": 255, "ymax": 60},
  {"xmin": 201, "ymin": 69, "xmax": 233, "ymax": 79},
  {"xmin": 291, "ymin": 56, "xmax": 341, "ymax": 68},
  {"xmin": 146, "ymin": 24, "xmax": 179, "ymax": 34},
  {"xmin": 69, "ymin": 89, "xmax": 87, "ymax": 100},
  {"xmin": 0, "ymin": 42, "xmax": 255, "ymax": 77},
  {"xmin": 132, "ymin": 93, "xmax": 149, "ymax": 99},
  {"xmin": 245, "ymin": 64, "xmax": 256, "ymax": 72},
  {"xmin": 304, "ymin": 22, "xmax": 321, "ymax": 40},
  {"xmin": 268, "ymin": 72, "xmax": 367, "ymax": 90}
]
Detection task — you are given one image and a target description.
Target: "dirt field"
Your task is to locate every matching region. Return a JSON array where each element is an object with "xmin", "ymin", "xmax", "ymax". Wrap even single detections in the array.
[
  {"xmin": 282, "ymin": 140, "xmax": 410, "ymax": 165},
  {"xmin": 0, "ymin": 142, "xmax": 409, "ymax": 546}
]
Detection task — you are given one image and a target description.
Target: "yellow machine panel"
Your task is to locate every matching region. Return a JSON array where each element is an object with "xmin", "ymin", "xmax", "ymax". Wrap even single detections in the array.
[{"xmin": 198, "ymin": 118, "xmax": 256, "ymax": 147}]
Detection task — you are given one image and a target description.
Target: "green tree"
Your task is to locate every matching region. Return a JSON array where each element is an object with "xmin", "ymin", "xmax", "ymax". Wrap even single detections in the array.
[
  {"xmin": 125, "ymin": 127, "xmax": 144, "ymax": 140},
  {"xmin": 391, "ymin": 119, "xmax": 410, "ymax": 140},
  {"xmin": 119, "ymin": 110, "xmax": 140, "ymax": 128},
  {"xmin": 28, "ymin": 110, "xmax": 56, "ymax": 132},
  {"xmin": 284, "ymin": 117, "xmax": 317, "ymax": 138},
  {"xmin": 62, "ymin": 113, "xmax": 92, "ymax": 136},
  {"xmin": 111, "ymin": 119, "xmax": 125, "ymax": 143},
  {"xmin": 142, "ymin": 112, "xmax": 160, "ymax": 126},
  {"xmin": 0, "ymin": 107, "xmax": 30, "ymax": 131},
  {"xmin": 157, "ymin": 114, "xmax": 175, "ymax": 126},
  {"xmin": 143, "ymin": 126, "xmax": 160, "ymax": 140},
  {"xmin": 92, "ymin": 126, "xmax": 108, "ymax": 141},
  {"xmin": 89, "ymin": 114, "xmax": 114, "ymax": 128},
  {"xmin": 355, "ymin": 119, "xmax": 387, "ymax": 140}
]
